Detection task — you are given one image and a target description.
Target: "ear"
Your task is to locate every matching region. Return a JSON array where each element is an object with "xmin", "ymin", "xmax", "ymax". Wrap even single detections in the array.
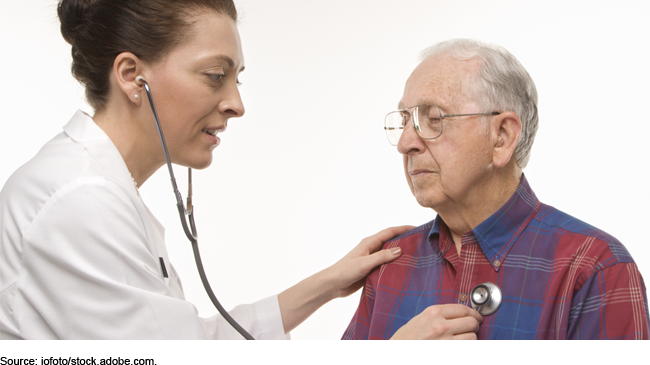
[
  {"xmin": 113, "ymin": 52, "xmax": 144, "ymax": 106},
  {"xmin": 491, "ymin": 111, "xmax": 522, "ymax": 168}
]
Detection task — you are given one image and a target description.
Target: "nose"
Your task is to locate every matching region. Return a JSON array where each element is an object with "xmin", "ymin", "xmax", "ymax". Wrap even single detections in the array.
[
  {"xmin": 396, "ymin": 117, "xmax": 424, "ymax": 155},
  {"xmin": 219, "ymin": 82, "xmax": 246, "ymax": 118}
]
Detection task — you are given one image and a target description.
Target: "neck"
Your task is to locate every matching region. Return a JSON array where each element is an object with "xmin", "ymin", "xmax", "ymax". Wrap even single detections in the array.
[
  {"xmin": 93, "ymin": 102, "xmax": 166, "ymax": 188},
  {"xmin": 439, "ymin": 166, "xmax": 522, "ymax": 254}
]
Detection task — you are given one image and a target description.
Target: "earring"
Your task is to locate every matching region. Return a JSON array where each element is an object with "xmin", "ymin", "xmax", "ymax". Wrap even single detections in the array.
[{"xmin": 134, "ymin": 94, "xmax": 139, "ymax": 99}]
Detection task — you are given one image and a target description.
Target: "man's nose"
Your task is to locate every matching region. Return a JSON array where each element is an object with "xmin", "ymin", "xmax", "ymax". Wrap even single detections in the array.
[{"xmin": 397, "ymin": 118, "xmax": 424, "ymax": 155}]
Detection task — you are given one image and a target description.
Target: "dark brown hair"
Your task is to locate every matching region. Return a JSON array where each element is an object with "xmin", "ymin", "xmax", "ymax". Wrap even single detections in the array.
[{"xmin": 58, "ymin": 0, "xmax": 238, "ymax": 111}]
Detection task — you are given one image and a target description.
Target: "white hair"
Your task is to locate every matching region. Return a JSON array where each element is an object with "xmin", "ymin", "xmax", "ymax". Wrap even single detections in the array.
[{"xmin": 419, "ymin": 39, "xmax": 539, "ymax": 169}]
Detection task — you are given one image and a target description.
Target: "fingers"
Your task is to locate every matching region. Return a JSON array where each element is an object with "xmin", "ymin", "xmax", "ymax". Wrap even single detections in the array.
[
  {"xmin": 391, "ymin": 304, "xmax": 482, "ymax": 340},
  {"xmin": 446, "ymin": 316, "xmax": 481, "ymax": 336},
  {"xmin": 356, "ymin": 226, "xmax": 413, "ymax": 271},
  {"xmin": 467, "ymin": 308, "xmax": 483, "ymax": 324},
  {"xmin": 363, "ymin": 225, "xmax": 415, "ymax": 253},
  {"xmin": 360, "ymin": 246, "xmax": 402, "ymax": 271},
  {"xmin": 439, "ymin": 304, "xmax": 483, "ymax": 324},
  {"xmin": 451, "ymin": 332, "xmax": 478, "ymax": 340}
]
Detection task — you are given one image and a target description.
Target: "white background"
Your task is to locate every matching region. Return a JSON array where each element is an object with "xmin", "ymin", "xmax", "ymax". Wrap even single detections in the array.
[{"xmin": 1, "ymin": 0, "xmax": 649, "ymax": 341}]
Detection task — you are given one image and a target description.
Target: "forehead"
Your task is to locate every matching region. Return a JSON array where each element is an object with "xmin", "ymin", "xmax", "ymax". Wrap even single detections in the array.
[
  {"xmin": 398, "ymin": 55, "xmax": 478, "ymax": 111},
  {"xmin": 165, "ymin": 11, "xmax": 245, "ymax": 70}
]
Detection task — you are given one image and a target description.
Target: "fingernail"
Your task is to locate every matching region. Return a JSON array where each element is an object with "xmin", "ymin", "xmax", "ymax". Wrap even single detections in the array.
[{"xmin": 391, "ymin": 247, "xmax": 402, "ymax": 255}]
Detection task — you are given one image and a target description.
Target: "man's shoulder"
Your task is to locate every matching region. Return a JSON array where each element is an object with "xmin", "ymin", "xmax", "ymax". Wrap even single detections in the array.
[
  {"xmin": 381, "ymin": 220, "xmax": 435, "ymax": 252},
  {"xmin": 533, "ymin": 203, "xmax": 633, "ymax": 264},
  {"xmin": 391, "ymin": 220, "xmax": 434, "ymax": 240}
]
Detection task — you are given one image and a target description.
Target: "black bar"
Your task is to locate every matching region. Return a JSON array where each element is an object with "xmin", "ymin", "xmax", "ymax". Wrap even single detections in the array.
[{"xmin": 159, "ymin": 257, "xmax": 168, "ymax": 278}]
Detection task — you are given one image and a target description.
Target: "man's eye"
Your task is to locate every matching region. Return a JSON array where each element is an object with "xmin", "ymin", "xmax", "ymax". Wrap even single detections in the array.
[{"xmin": 401, "ymin": 115, "xmax": 410, "ymax": 127}]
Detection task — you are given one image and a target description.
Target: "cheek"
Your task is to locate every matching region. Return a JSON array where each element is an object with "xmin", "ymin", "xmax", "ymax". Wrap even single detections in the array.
[
  {"xmin": 426, "ymin": 140, "xmax": 452, "ymax": 175},
  {"xmin": 440, "ymin": 138, "xmax": 492, "ymax": 184},
  {"xmin": 403, "ymin": 156, "xmax": 414, "ymax": 193}
]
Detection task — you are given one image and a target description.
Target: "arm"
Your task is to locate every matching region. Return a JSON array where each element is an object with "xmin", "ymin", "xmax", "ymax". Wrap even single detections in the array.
[
  {"xmin": 277, "ymin": 226, "xmax": 410, "ymax": 334},
  {"xmin": 18, "ymin": 180, "xmax": 280, "ymax": 339},
  {"xmin": 567, "ymin": 262, "xmax": 649, "ymax": 340}
]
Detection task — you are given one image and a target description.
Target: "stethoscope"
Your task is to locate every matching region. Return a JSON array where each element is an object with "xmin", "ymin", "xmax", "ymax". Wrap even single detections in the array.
[
  {"xmin": 137, "ymin": 76, "xmax": 255, "ymax": 340},
  {"xmin": 138, "ymin": 76, "xmax": 502, "ymax": 338},
  {"xmin": 470, "ymin": 282, "xmax": 502, "ymax": 316}
]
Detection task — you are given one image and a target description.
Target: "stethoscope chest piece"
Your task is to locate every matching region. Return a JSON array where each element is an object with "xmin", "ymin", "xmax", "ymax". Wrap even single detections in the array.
[{"xmin": 470, "ymin": 282, "xmax": 502, "ymax": 316}]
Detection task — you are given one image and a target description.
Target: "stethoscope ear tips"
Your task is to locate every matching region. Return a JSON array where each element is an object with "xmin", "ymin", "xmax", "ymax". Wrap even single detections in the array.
[
  {"xmin": 470, "ymin": 282, "xmax": 502, "ymax": 316},
  {"xmin": 135, "ymin": 76, "xmax": 145, "ymax": 85}
]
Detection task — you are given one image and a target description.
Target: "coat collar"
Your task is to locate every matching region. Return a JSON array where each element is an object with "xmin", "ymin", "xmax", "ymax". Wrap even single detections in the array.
[
  {"xmin": 62, "ymin": 111, "xmax": 166, "ymax": 251},
  {"xmin": 62, "ymin": 110, "xmax": 139, "ymax": 200}
]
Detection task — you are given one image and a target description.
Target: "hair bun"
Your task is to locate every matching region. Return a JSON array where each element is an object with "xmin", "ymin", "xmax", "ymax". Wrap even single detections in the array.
[{"xmin": 58, "ymin": 0, "xmax": 95, "ymax": 46}]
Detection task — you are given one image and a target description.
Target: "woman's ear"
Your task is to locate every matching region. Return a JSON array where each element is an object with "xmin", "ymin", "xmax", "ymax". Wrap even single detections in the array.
[
  {"xmin": 113, "ymin": 52, "xmax": 144, "ymax": 105},
  {"xmin": 491, "ymin": 111, "xmax": 522, "ymax": 168}
]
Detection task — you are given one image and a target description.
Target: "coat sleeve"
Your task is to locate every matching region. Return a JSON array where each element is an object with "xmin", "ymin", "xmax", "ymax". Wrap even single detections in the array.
[
  {"xmin": 16, "ymin": 177, "xmax": 286, "ymax": 339},
  {"xmin": 567, "ymin": 261, "xmax": 649, "ymax": 340}
]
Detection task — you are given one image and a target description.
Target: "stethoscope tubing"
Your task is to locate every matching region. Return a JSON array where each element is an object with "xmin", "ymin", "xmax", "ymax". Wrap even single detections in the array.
[
  {"xmin": 140, "ymin": 78, "xmax": 255, "ymax": 340},
  {"xmin": 141, "ymin": 79, "xmax": 503, "ymax": 339}
]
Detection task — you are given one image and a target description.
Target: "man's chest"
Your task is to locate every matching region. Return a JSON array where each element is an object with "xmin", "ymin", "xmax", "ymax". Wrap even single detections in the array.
[{"xmin": 367, "ymin": 244, "xmax": 576, "ymax": 339}]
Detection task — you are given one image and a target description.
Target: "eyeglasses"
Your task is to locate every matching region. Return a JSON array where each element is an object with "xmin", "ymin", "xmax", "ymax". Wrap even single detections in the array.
[{"xmin": 384, "ymin": 104, "xmax": 500, "ymax": 146}]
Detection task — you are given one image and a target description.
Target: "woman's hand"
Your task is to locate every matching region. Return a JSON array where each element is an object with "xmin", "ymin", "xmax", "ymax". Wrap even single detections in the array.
[
  {"xmin": 277, "ymin": 225, "xmax": 413, "ymax": 334},
  {"xmin": 326, "ymin": 225, "xmax": 413, "ymax": 298}
]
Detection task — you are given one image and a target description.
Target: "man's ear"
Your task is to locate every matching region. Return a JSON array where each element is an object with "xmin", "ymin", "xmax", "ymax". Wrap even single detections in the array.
[
  {"xmin": 113, "ymin": 52, "xmax": 144, "ymax": 105},
  {"xmin": 491, "ymin": 111, "xmax": 522, "ymax": 168}
]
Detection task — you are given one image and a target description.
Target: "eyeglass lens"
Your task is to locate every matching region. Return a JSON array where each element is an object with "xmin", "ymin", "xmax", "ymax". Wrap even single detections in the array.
[{"xmin": 384, "ymin": 105, "xmax": 442, "ymax": 145}]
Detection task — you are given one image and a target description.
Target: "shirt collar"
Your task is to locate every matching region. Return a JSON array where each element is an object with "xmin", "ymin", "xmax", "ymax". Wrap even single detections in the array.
[{"xmin": 428, "ymin": 174, "xmax": 540, "ymax": 271}]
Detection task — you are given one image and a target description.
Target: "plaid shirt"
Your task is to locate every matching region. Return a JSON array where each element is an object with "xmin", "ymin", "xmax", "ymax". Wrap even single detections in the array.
[{"xmin": 343, "ymin": 176, "xmax": 649, "ymax": 340}]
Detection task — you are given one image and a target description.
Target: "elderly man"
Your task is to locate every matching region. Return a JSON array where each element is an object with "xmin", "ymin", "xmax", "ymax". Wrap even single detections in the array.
[{"xmin": 343, "ymin": 39, "xmax": 649, "ymax": 340}]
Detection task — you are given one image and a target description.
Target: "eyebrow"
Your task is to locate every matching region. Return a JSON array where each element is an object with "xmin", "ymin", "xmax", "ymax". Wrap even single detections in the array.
[
  {"xmin": 204, "ymin": 55, "xmax": 245, "ymax": 72},
  {"xmin": 397, "ymin": 100, "xmax": 437, "ymax": 110},
  {"xmin": 397, "ymin": 98, "xmax": 452, "ymax": 113}
]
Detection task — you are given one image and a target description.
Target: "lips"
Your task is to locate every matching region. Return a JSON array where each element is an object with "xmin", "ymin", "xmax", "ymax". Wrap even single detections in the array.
[
  {"xmin": 202, "ymin": 129, "xmax": 217, "ymax": 136},
  {"xmin": 409, "ymin": 169, "xmax": 433, "ymax": 176},
  {"xmin": 202, "ymin": 126, "xmax": 225, "ymax": 146},
  {"xmin": 202, "ymin": 126, "xmax": 226, "ymax": 136}
]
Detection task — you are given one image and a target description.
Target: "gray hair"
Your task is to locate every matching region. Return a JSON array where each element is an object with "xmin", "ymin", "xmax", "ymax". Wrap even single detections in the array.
[{"xmin": 419, "ymin": 39, "xmax": 538, "ymax": 169}]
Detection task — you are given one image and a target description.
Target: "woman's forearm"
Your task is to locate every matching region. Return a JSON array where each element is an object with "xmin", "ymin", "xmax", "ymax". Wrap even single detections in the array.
[
  {"xmin": 276, "ymin": 225, "xmax": 410, "ymax": 335},
  {"xmin": 277, "ymin": 268, "xmax": 337, "ymax": 334}
]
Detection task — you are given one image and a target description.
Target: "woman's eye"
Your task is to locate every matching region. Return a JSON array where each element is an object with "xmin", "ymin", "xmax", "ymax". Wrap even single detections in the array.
[{"xmin": 209, "ymin": 74, "xmax": 226, "ymax": 83}]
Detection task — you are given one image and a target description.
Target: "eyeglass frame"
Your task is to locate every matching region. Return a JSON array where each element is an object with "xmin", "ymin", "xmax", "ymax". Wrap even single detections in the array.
[{"xmin": 384, "ymin": 104, "xmax": 501, "ymax": 146}]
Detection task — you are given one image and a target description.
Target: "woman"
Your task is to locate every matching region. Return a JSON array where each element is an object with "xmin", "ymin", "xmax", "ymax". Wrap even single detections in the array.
[{"xmin": 0, "ymin": 0, "xmax": 409, "ymax": 339}]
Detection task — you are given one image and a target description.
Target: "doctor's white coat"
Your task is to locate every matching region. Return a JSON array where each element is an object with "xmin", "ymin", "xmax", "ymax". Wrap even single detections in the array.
[{"xmin": 0, "ymin": 111, "xmax": 287, "ymax": 340}]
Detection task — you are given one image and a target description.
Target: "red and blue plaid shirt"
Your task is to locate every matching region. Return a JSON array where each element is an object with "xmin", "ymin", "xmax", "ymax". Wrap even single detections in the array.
[{"xmin": 343, "ymin": 176, "xmax": 649, "ymax": 339}]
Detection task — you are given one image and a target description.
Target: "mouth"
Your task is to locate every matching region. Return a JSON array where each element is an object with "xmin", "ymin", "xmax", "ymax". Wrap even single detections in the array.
[
  {"xmin": 202, "ymin": 126, "xmax": 225, "ymax": 145},
  {"xmin": 410, "ymin": 169, "xmax": 433, "ymax": 176},
  {"xmin": 202, "ymin": 128, "xmax": 223, "ymax": 136}
]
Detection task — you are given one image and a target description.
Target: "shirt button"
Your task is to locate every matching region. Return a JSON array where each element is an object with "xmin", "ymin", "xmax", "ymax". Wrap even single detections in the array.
[
  {"xmin": 494, "ymin": 260, "xmax": 501, "ymax": 267},
  {"xmin": 459, "ymin": 294, "xmax": 468, "ymax": 302}
]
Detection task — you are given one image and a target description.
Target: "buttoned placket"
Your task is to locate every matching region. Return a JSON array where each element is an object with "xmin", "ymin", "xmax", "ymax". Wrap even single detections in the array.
[{"xmin": 440, "ymin": 228, "xmax": 484, "ymax": 307}]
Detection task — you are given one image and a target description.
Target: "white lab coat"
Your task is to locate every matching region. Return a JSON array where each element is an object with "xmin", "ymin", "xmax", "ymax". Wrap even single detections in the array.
[{"xmin": 0, "ymin": 111, "xmax": 288, "ymax": 340}]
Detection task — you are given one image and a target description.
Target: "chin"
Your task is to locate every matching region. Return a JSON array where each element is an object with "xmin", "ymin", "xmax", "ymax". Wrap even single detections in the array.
[
  {"xmin": 192, "ymin": 159, "xmax": 213, "ymax": 170},
  {"xmin": 182, "ymin": 155, "xmax": 214, "ymax": 170},
  {"xmin": 413, "ymin": 191, "xmax": 444, "ymax": 210}
]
